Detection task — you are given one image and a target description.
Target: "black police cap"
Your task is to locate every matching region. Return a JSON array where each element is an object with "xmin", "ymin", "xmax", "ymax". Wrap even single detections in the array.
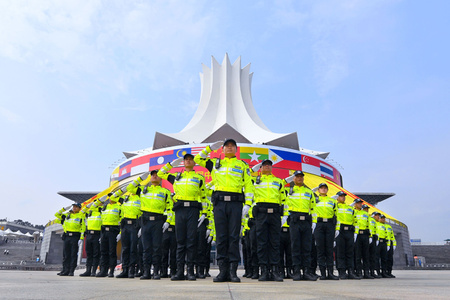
[
  {"xmin": 318, "ymin": 183, "xmax": 328, "ymax": 188},
  {"xmin": 150, "ymin": 170, "xmax": 158, "ymax": 175},
  {"xmin": 223, "ymin": 139, "xmax": 237, "ymax": 147},
  {"xmin": 72, "ymin": 203, "xmax": 82, "ymax": 208},
  {"xmin": 293, "ymin": 170, "xmax": 304, "ymax": 176},
  {"xmin": 353, "ymin": 198, "xmax": 363, "ymax": 203},
  {"xmin": 336, "ymin": 191, "xmax": 347, "ymax": 196},
  {"xmin": 183, "ymin": 153, "xmax": 194, "ymax": 160},
  {"xmin": 380, "ymin": 214, "xmax": 386, "ymax": 218},
  {"xmin": 362, "ymin": 204, "xmax": 369, "ymax": 209},
  {"xmin": 261, "ymin": 159, "xmax": 273, "ymax": 166}
]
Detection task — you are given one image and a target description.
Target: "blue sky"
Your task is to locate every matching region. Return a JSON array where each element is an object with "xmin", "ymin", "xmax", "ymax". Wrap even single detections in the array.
[{"xmin": 1, "ymin": 0, "xmax": 449, "ymax": 242}]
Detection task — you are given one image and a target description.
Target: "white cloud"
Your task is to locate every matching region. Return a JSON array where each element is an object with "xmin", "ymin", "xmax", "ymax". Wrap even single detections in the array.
[{"xmin": 0, "ymin": 106, "xmax": 23, "ymax": 123}]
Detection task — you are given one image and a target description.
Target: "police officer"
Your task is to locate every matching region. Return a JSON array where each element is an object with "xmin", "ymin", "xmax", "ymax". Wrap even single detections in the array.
[
  {"xmin": 158, "ymin": 154, "xmax": 206, "ymax": 281},
  {"xmin": 279, "ymin": 214, "xmax": 293, "ymax": 279},
  {"xmin": 354, "ymin": 199, "xmax": 373, "ymax": 279},
  {"xmin": 377, "ymin": 215, "xmax": 389, "ymax": 278},
  {"xmin": 312, "ymin": 183, "xmax": 338, "ymax": 280},
  {"xmin": 161, "ymin": 195, "xmax": 177, "ymax": 278},
  {"xmin": 79, "ymin": 201, "xmax": 102, "ymax": 277},
  {"xmin": 95, "ymin": 193, "xmax": 122, "ymax": 278},
  {"xmin": 128, "ymin": 170, "xmax": 172, "ymax": 280},
  {"xmin": 369, "ymin": 211, "xmax": 381, "ymax": 278},
  {"xmin": 384, "ymin": 217, "xmax": 396, "ymax": 278},
  {"xmin": 194, "ymin": 139, "xmax": 254, "ymax": 283},
  {"xmin": 250, "ymin": 159, "xmax": 285, "ymax": 282},
  {"xmin": 55, "ymin": 203, "xmax": 85, "ymax": 276},
  {"xmin": 335, "ymin": 191, "xmax": 359, "ymax": 280},
  {"xmin": 114, "ymin": 182, "xmax": 143, "ymax": 279},
  {"xmin": 284, "ymin": 171, "xmax": 317, "ymax": 281}
]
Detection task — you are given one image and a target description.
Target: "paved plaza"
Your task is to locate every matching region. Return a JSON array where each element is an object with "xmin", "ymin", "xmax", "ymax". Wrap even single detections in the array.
[{"xmin": 0, "ymin": 269, "xmax": 449, "ymax": 299}]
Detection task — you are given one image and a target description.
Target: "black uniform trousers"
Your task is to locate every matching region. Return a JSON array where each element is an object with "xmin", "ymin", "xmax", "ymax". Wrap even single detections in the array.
[
  {"xmin": 280, "ymin": 227, "xmax": 293, "ymax": 269},
  {"xmin": 137, "ymin": 237, "xmax": 143, "ymax": 272},
  {"xmin": 196, "ymin": 219, "xmax": 209, "ymax": 267},
  {"xmin": 241, "ymin": 236, "xmax": 248, "ymax": 270},
  {"xmin": 162, "ymin": 225, "xmax": 177, "ymax": 272},
  {"xmin": 249, "ymin": 224, "xmax": 259, "ymax": 267},
  {"xmin": 85, "ymin": 231, "xmax": 100, "ymax": 268},
  {"xmin": 355, "ymin": 231, "xmax": 370, "ymax": 272},
  {"xmin": 120, "ymin": 220, "xmax": 139, "ymax": 268},
  {"xmin": 369, "ymin": 235, "xmax": 378, "ymax": 271},
  {"xmin": 387, "ymin": 244, "xmax": 394, "ymax": 273},
  {"xmin": 63, "ymin": 232, "xmax": 80, "ymax": 271},
  {"xmin": 243, "ymin": 233, "xmax": 252, "ymax": 269},
  {"xmin": 289, "ymin": 213, "xmax": 312, "ymax": 268},
  {"xmin": 175, "ymin": 206, "xmax": 199, "ymax": 266},
  {"xmin": 213, "ymin": 200, "xmax": 242, "ymax": 263},
  {"xmin": 141, "ymin": 215, "xmax": 164, "ymax": 268},
  {"xmin": 336, "ymin": 225, "xmax": 354, "ymax": 270},
  {"xmin": 377, "ymin": 238, "xmax": 388, "ymax": 272},
  {"xmin": 255, "ymin": 205, "xmax": 281, "ymax": 266},
  {"xmin": 314, "ymin": 221, "xmax": 335, "ymax": 268},
  {"xmin": 311, "ymin": 236, "xmax": 318, "ymax": 271},
  {"xmin": 100, "ymin": 226, "xmax": 119, "ymax": 269}
]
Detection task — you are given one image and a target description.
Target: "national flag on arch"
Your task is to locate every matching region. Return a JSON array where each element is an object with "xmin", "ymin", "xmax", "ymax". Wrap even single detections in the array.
[
  {"xmin": 239, "ymin": 147, "xmax": 269, "ymax": 163},
  {"xmin": 149, "ymin": 150, "xmax": 176, "ymax": 168},
  {"xmin": 118, "ymin": 160, "xmax": 132, "ymax": 181},
  {"xmin": 267, "ymin": 148, "xmax": 302, "ymax": 170}
]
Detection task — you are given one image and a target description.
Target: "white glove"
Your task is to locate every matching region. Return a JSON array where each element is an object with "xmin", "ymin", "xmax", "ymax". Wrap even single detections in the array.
[
  {"xmin": 63, "ymin": 205, "xmax": 72, "ymax": 211},
  {"xmin": 207, "ymin": 236, "xmax": 213, "ymax": 243},
  {"xmin": 284, "ymin": 174, "xmax": 295, "ymax": 184},
  {"xmin": 211, "ymin": 240, "xmax": 216, "ymax": 246},
  {"xmin": 387, "ymin": 246, "xmax": 390, "ymax": 251},
  {"xmin": 162, "ymin": 222, "xmax": 170, "ymax": 233},
  {"xmin": 331, "ymin": 195, "xmax": 338, "ymax": 200},
  {"xmin": 251, "ymin": 162, "xmax": 263, "ymax": 172},
  {"xmin": 86, "ymin": 202, "xmax": 93, "ymax": 208},
  {"xmin": 376, "ymin": 240, "xmax": 379, "ymax": 246},
  {"xmin": 78, "ymin": 240, "xmax": 83, "ymax": 247},
  {"xmin": 393, "ymin": 246, "xmax": 396, "ymax": 251},
  {"xmin": 206, "ymin": 229, "xmax": 211, "ymax": 239},
  {"xmin": 112, "ymin": 191, "xmax": 121, "ymax": 198},
  {"xmin": 335, "ymin": 230, "xmax": 340, "ymax": 238},
  {"xmin": 209, "ymin": 140, "xmax": 223, "ymax": 151},
  {"xmin": 121, "ymin": 185, "xmax": 128, "ymax": 193},
  {"xmin": 240, "ymin": 226, "xmax": 243, "ymax": 236},
  {"xmin": 116, "ymin": 234, "xmax": 121, "ymax": 242},
  {"xmin": 198, "ymin": 214, "xmax": 206, "ymax": 227},
  {"xmin": 281, "ymin": 216, "xmax": 288, "ymax": 227},
  {"xmin": 333, "ymin": 241, "xmax": 336, "ymax": 248},
  {"xmin": 137, "ymin": 229, "xmax": 142, "ymax": 238},
  {"xmin": 140, "ymin": 172, "xmax": 150, "ymax": 181},
  {"xmin": 99, "ymin": 195, "xmax": 108, "ymax": 203},
  {"xmin": 354, "ymin": 234, "xmax": 358, "ymax": 242},
  {"xmin": 312, "ymin": 223, "xmax": 316, "ymax": 234},
  {"xmin": 369, "ymin": 237, "xmax": 373, "ymax": 244},
  {"xmin": 170, "ymin": 157, "xmax": 183, "ymax": 167},
  {"xmin": 242, "ymin": 205, "xmax": 250, "ymax": 218},
  {"xmin": 312, "ymin": 187, "xmax": 319, "ymax": 193}
]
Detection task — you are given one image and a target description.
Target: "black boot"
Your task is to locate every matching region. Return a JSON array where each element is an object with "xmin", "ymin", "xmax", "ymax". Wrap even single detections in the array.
[
  {"xmin": 91, "ymin": 266, "xmax": 97, "ymax": 277},
  {"xmin": 338, "ymin": 268, "xmax": 348, "ymax": 280},
  {"xmin": 363, "ymin": 270, "xmax": 374, "ymax": 279},
  {"xmin": 68, "ymin": 268, "xmax": 75, "ymax": 276},
  {"xmin": 108, "ymin": 267, "xmax": 115, "ymax": 278},
  {"xmin": 205, "ymin": 265, "xmax": 211, "ymax": 277},
  {"xmin": 128, "ymin": 266, "xmax": 135, "ymax": 279},
  {"xmin": 187, "ymin": 264, "xmax": 196, "ymax": 281},
  {"xmin": 272, "ymin": 265, "xmax": 283, "ymax": 282},
  {"xmin": 198, "ymin": 266, "xmax": 206, "ymax": 279},
  {"xmin": 246, "ymin": 267, "xmax": 253, "ymax": 278},
  {"xmin": 80, "ymin": 266, "xmax": 92, "ymax": 277},
  {"xmin": 229, "ymin": 262, "xmax": 241, "ymax": 283},
  {"xmin": 258, "ymin": 265, "xmax": 269, "ymax": 281},
  {"xmin": 116, "ymin": 267, "xmax": 128, "ymax": 278},
  {"xmin": 251, "ymin": 266, "xmax": 259, "ymax": 279},
  {"xmin": 153, "ymin": 265, "xmax": 161, "ymax": 280},
  {"xmin": 171, "ymin": 264, "xmax": 185, "ymax": 281},
  {"xmin": 311, "ymin": 268, "xmax": 320, "ymax": 280},
  {"xmin": 327, "ymin": 267, "xmax": 339, "ymax": 280},
  {"xmin": 213, "ymin": 260, "xmax": 229, "ymax": 282},
  {"xmin": 161, "ymin": 267, "xmax": 168, "ymax": 278},
  {"xmin": 348, "ymin": 269, "xmax": 360, "ymax": 280},
  {"xmin": 319, "ymin": 267, "xmax": 327, "ymax": 280},
  {"xmin": 388, "ymin": 270, "xmax": 396, "ymax": 278},
  {"xmin": 292, "ymin": 265, "xmax": 302, "ymax": 281},
  {"xmin": 242, "ymin": 267, "xmax": 248, "ymax": 278},
  {"xmin": 371, "ymin": 270, "xmax": 381, "ymax": 278},
  {"xmin": 59, "ymin": 266, "xmax": 70, "ymax": 276},
  {"xmin": 96, "ymin": 266, "xmax": 108, "ymax": 278},
  {"xmin": 281, "ymin": 266, "xmax": 287, "ymax": 279},
  {"xmin": 286, "ymin": 267, "xmax": 293, "ymax": 279},
  {"xmin": 136, "ymin": 267, "xmax": 143, "ymax": 277},
  {"xmin": 140, "ymin": 266, "xmax": 151, "ymax": 280},
  {"xmin": 381, "ymin": 270, "xmax": 389, "ymax": 278},
  {"xmin": 304, "ymin": 268, "xmax": 318, "ymax": 281}
]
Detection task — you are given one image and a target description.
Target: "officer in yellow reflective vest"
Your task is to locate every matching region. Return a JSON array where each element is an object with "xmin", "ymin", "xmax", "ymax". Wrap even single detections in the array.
[
  {"xmin": 128, "ymin": 170, "xmax": 172, "ymax": 280},
  {"xmin": 113, "ymin": 181, "xmax": 143, "ymax": 279},
  {"xmin": 250, "ymin": 159, "xmax": 285, "ymax": 282},
  {"xmin": 335, "ymin": 191, "xmax": 359, "ymax": 280},
  {"xmin": 354, "ymin": 199, "xmax": 374, "ymax": 279},
  {"xmin": 385, "ymin": 219, "xmax": 396, "ymax": 278},
  {"xmin": 369, "ymin": 211, "xmax": 381, "ymax": 278},
  {"xmin": 79, "ymin": 201, "xmax": 103, "ymax": 277},
  {"xmin": 284, "ymin": 170, "xmax": 317, "ymax": 281},
  {"xmin": 94, "ymin": 193, "xmax": 122, "ymax": 278},
  {"xmin": 158, "ymin": 153, "xmax": 206, "ymax": 281},
  {"xmin": 377, "ymin": 214, "xmax": 389, "ymax": 278},
  {"xmin": 54, "ymin": 203, "xmax": 85, "ymax": 276},
  {"xmin": 195, "ymin": 139, "xmax": 255, "ymax": 283},
  {"xmin": 312, "ymin": 183, "xmax": 339, "ymax": 280},
  {"xmin": 161, "ymin": 194, "xmax": 177, "ymax": 278}
]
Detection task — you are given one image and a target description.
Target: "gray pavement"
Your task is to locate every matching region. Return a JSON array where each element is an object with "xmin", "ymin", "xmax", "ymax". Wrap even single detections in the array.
[{"xmin": 1, "ymin": 269, "xmax": 449, "ymax": 299}]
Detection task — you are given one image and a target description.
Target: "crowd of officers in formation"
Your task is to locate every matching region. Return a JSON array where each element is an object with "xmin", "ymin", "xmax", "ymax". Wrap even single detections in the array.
[{"xmin": 54, "ymin": 139, "xmax": 397, "ymax": 282}]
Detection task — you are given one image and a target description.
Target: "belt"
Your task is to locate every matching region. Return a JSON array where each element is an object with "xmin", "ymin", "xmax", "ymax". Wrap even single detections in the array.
[
  {"xmin": 167, "ymin": 225, "xmax": 175, "ymax": 232},
  {"xmin": 379, "ymin": 238, "xmax": 386, "ymax": 243},
  {"xmin": 142, "ymin": 212, "xmax": 166, "ymax": 221},
  {"xmin": 290, "ymin": 212, "xmax": 310, "ymax": 221},
  {"xmin": 87, "ymin": 230, "xmax": 101, "ymax": 235},
  {"xmin": 282, "ymin": 227, "xmax": 289, "ymax": 232},
  {"xmin": 358, "ymin": 229, "xmax": 370, "ymax": 235},
  {"xmin": 317, "ymin": 217, "xmax": 332, "ymax": 223},
  {"xmin": 102, "ymin": 226, "xmax": 119, "ymax": 231},
  {"xmin": 122, "ymin": 218, "xmax": 138, "ymax": 225},
  {"xmin": 176, "ymin": 200, "xmax": 202, "ymax": 208},
  {"xmin": 66, "ymin": 231, "xmax": 81, "ymax": 237},
  {"xmin": 340, "ymin": 224, "xmax": 354, "ymax": 231}
]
